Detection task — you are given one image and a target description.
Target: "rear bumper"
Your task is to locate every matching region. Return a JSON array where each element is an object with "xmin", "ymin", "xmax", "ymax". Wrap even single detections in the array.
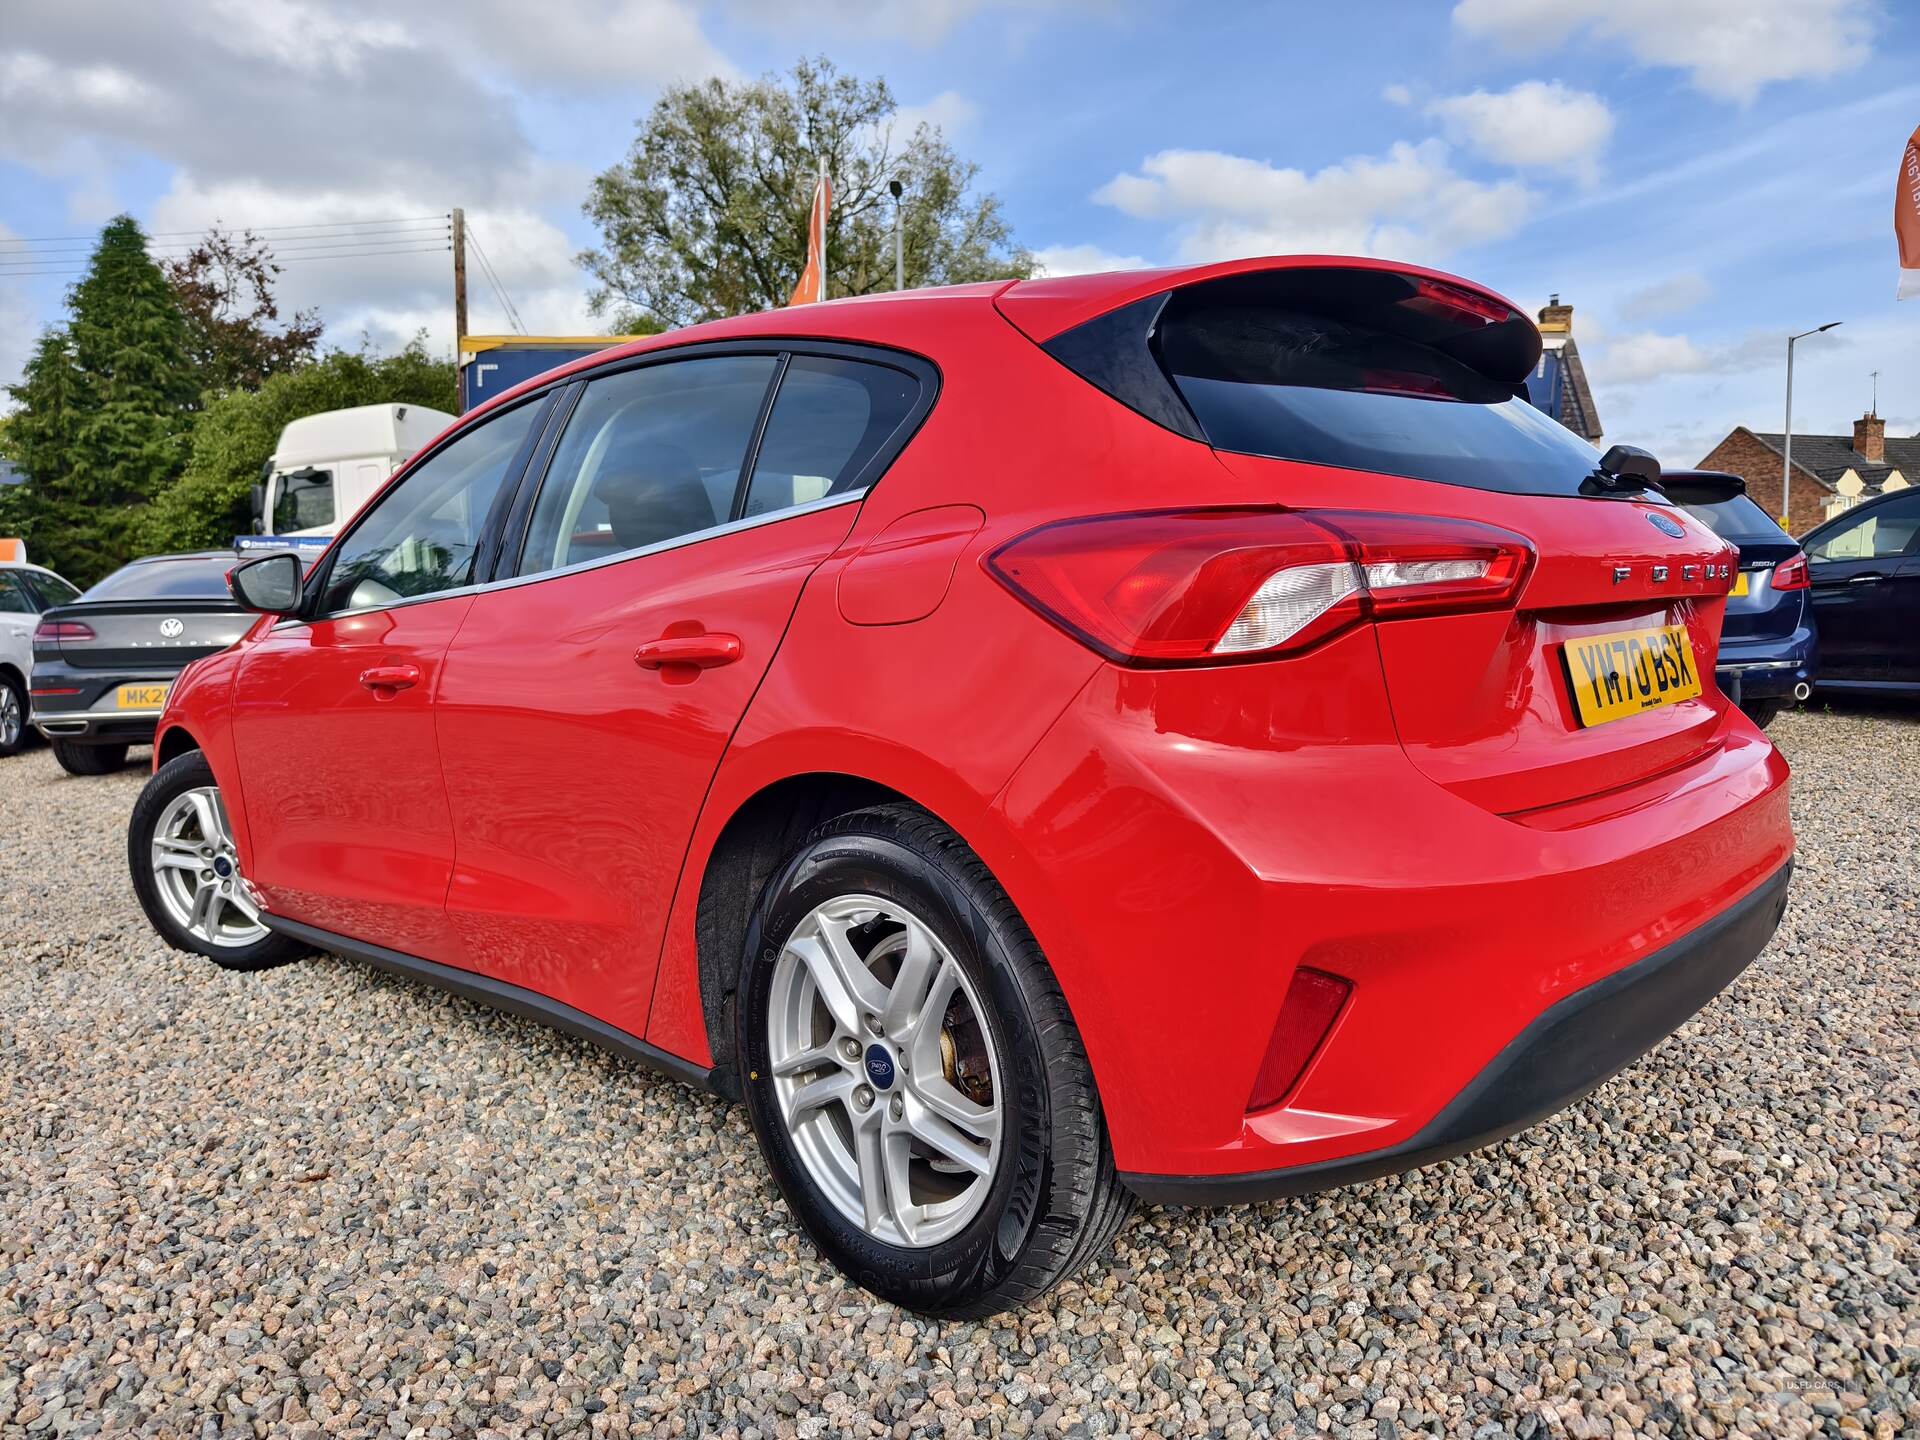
[
  {"xmin": 1120, "ymin": 859, "xmax": 1792, "ymax": 1204},
  {"xmin": 1715, "ymin": 624, "xmax": 1816, "ymax": 702},
  {"xmin": 29, "ymin": 659, "xmax": 173, "ymax": 744}
]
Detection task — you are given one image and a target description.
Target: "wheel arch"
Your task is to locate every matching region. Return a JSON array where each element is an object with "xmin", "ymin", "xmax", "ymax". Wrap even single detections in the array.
[
  {"xmin": 155, "ymin": 723, "xmax": 203, "ymax": 766},
  {"xmin": 692, "ymin": 770, "xmax": 915, "ymax": 1092}
]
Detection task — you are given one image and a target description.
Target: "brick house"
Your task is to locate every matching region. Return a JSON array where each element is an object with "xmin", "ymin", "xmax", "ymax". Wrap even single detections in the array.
[
  {"xmin": 1524, "ymin": 297, "xmax": 1603, "ymax": 442},
  {"xmin": 1696, "ymin": 413, "xmax": 1916, "ymax": 537}
]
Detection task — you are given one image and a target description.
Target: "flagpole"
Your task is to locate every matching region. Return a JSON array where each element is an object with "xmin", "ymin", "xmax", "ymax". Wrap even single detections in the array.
[{"xmin": 819, "ymin": 156, "xmax": 829, "ymax": 302}]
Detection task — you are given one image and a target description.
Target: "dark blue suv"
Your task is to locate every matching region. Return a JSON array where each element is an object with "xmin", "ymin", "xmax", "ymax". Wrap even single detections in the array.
[{"xmin": 1665, "ymin": 471, "xmax": 1816, "ymax": 727}]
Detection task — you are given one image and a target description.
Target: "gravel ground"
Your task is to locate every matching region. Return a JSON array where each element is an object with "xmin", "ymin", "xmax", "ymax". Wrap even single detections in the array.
[{"xmin": 2, "ymin": 708, "xmax": 1915, "ymax": 1440}]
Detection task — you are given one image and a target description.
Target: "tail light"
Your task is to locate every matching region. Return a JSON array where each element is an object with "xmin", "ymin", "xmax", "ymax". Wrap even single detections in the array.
[
  {"xmin": 1248, "ymin": 968, "xmax": 1351, "ymax": 1112},
  {"xmin": 33, "ymin": 620, "xmax": 96, "ymax": 643},
  {"xmin": 1770, "ymin": 552, "xmax": 1810, "ymax": 591},
  {"xmin": 986, "ymin": 508, "xmax": 1533, "ymax": 665}
]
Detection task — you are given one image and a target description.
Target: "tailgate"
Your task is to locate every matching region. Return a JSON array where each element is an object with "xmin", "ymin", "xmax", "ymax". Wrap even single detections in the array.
[
  {"xmin": 1217, "ymin": 456, "xmax": 1739, "ymax": 813},
  {"xmin": 50, "ymin": 601, "xmax": 251, "ymax": 670}
]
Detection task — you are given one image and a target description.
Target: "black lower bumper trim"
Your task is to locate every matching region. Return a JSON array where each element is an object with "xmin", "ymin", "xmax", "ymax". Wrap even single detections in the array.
[
  {"xmin": 1121, "ymin": 859, "xmax": 1793, "ymax": 1206},
  {"xmin": 261, "ymin": 914, "xmax": 716, "ymax": 1092}
]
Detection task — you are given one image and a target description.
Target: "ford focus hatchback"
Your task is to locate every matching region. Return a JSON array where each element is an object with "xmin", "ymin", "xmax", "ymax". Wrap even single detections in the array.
[{"xmin": 128, "ymin": 258, "xmax": 1793, "ymax": 1316}]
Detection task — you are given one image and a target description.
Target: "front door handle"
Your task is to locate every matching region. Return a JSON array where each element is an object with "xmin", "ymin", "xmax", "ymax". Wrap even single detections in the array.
[
  {"xmin": 633, "ymin": 633, "xmax": 743, "ymax": 670},
  {"xmin": 359, "ymin": 663, "xmax": 421, "ymax": 692}
]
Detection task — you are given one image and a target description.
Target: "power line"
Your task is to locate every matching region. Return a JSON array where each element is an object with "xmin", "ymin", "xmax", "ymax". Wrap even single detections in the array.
[
  {"xmin": 2, "ymin": 225, "xmax": 452, "ymax": 258},
  {"xmin": 462, "ymin": 222, "xmax": 527, "ymax": 335},
  {"xmin": 0, "ymin": 242, "xmax": 450, "ymax": 279},
  {"xmin": 0, "ymin": 215, "xmax": 449, "ymax": 246}
]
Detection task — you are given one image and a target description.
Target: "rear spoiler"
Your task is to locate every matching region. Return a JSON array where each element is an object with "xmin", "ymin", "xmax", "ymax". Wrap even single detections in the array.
[{"xmin": 1659, "ymin": 470, "xmax": 1748, "ymax": 504}]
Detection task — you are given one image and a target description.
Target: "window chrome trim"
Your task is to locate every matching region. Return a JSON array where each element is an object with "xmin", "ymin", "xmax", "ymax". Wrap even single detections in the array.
[{"xmin": 277, "ymin": 488, "xmax": 868, "ymax": 625}]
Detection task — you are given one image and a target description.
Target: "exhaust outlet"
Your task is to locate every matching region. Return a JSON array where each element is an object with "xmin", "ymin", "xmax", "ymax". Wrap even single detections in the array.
[{"xmin": 1794, "ymin": 682, "xmax": 1811, "ymax": 701}]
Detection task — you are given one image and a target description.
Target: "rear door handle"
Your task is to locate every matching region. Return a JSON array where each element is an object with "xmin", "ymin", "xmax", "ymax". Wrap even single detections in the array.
[
  {"xmin": 359, "ymin": 663, "xmax": 421, "ymax": 691},
  {"xmin": 1848, "ymin": 572, "xmax": 1886, "ymax": 585},
  {"xmin": 633, "ymin": 633, "xmax": 743, "ymax": 670}
]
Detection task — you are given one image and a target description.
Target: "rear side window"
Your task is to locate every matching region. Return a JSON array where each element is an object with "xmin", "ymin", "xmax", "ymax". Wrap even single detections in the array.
[
  {"xmin": 1046, "ymin": 268, "xmax": 1605, "ymax": 496},
  {"xmin": 1676, "ymin": 493, "xmax": 1782, "ymax": 541},
  {"xmin": 23, "ymin": 571, "xmax": 80, "ymax": 608},
  {"xmin": 1807, "ymin": 496, "xmax": 1920, "ymax": 562},
  {"xmin": 742, "ymin": 357, "xmax": 920, "ymax": 518},
  {"xmin": 0, "ymin": 573, "xmax": 31, "ymax": 613},
  {"xmin": 85, "ymin": 558, "xmax": 234, "ymax": 600},
  {"xmin": 515, "ymin": 356, "xmax": 778, "ymax": 576}
]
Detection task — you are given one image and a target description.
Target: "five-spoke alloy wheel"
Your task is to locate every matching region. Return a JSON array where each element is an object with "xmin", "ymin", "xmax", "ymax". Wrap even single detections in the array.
[
  {"xmin": 738, "ymin": 804, "xmax": 1133, "ymax": 1317},
  {"xmin": 129, "ymin": 750, "xmax": 306, "ymax": 971}
]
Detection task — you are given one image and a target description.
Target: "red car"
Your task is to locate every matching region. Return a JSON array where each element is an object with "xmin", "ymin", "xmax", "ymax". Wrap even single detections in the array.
[{"xmin": 128, "ymin": 257, "xmax": 1793, "ymax": 1316}]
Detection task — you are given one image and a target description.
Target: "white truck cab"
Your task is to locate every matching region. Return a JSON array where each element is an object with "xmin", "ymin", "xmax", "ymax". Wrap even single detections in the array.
[{"xmin": 251, "ymin": 403, "xmax": 455, "ymax": 538}]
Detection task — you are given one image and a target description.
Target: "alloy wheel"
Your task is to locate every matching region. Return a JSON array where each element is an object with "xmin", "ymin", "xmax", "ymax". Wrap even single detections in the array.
[
  {"xmin": 148, "ymin": 786, "xmax": 268, "ymax": 949},
  {"xmin": 0, "ymin": 684, "xmax": 21, "ymax": 749},
  {"xmin": 766, "ymin": 894, "xmax": 1003, "ymax": 1248}
]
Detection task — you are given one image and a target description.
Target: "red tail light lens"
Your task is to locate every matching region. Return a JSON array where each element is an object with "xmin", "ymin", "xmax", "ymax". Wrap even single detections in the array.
[
  {"xmin": 1248, "ymin": 968, "xmax": 1352, "ymax": 1112},
  {"xmin": 1770, "ymin": 552, "xmax": 1810, "ymax": 591},
  {"xmin": 33, "ymin": 620, "xmax": 96, "ymax": 643},
  {"xmin": 986, "ymin": 509, "xmax": 1533, "ymax": 665}
]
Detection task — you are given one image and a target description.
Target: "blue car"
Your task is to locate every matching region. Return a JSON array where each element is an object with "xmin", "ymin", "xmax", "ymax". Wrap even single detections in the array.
[
  {"xmin": 1798, "ymin": 488, "xmax": 1920, "ymax": 696},
  {"xmin": 1665, "ymin": 471, "xmax": 1816, "ymax": 727}
]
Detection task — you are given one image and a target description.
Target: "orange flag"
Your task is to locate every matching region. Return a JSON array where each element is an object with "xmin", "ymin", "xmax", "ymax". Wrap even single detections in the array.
[
  {"xmin": 788, "ymin": 166, "xmax": 831, "ymax": 307},
  {"xmin": 1900, "ymin": 123, "xmax": 1920, "ymax": 300}
]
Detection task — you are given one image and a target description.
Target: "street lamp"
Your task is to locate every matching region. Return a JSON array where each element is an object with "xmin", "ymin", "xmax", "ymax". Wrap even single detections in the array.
[
  {"xmin": 889, "ymin": 179, "xmax": 904, "ymax": 291},
  {"xmin": 1782, "ymin": 322, "xmax": 1842, "ymax": 531}
]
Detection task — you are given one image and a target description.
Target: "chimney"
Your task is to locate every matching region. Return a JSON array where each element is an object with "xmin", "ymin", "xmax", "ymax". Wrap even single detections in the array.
[
  {"xmin": 1854, "ymin": 411, "xmax": 1886, "ymax": 464},
  {"xmin": 1537, "ymin": 295, "xmax": 1573, "ymax": 333}
]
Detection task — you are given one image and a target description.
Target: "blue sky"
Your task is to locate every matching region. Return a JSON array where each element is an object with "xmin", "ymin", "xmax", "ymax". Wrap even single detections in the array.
[{"xmin": 1, "ymin": 0, "xmax": 1913, "ymax": 465}]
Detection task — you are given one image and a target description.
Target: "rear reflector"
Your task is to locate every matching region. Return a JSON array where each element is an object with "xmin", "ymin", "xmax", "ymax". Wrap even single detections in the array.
[
  {"xmin": 987, "ymin": 508, "xmax": 1532, "ymax": 665},
  {"xmin": 30, "ymin": 687, "xmax": 82, "ymax": 697},
  {"xmin": 33, "ymin": 620, "xmax": 96, "ymax": 643},
  {"xmin": 1770, "ymin": 552, "xmax": 1810, "ymax": 591},
  {"xmin": 1248, "ymin": 968, "xmax": 1352, "ymax": 1112}
]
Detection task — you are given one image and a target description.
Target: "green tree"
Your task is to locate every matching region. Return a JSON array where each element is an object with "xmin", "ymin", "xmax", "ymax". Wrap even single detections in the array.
[
  {"xmin": 4, "ymin": 216, "xmax": 199, "ymax": 582},
  {"xmin": 579, "ymin": 58, "xmax": 1033, "ymax": 329},
  {"xmin": 166, "ymin": 228, "xmax": 324, "ymax": 394},
  {"xmin": 137, "ymin": 342, "xmax": 457, "ymax": 554}
]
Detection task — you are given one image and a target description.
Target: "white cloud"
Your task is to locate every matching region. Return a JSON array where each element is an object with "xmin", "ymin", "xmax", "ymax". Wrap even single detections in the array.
[
  {"xmin": 1381, "ymin": 83, "xmax": 1414, "ymax": 107},
  {"xmin": 894, "ymin": 91, "xmax": 982, "ymax": 139},
  {"xmin": 1602, "ymin": 332, "xmax": 1713, "ymax": 385},
  {"xmin": 718, "ymin": 0, "xmax": 1098, "ymax": 46},
  {"xmin": 1426, "ymin": 81, "xmax": 1613, "ymax": 182},
  {"xmin": 1617, "ymin": 273, "xmax": 1712, "ymax": 322},
  {"xmin": 1451, "ymin": 0, "xmax": 1875, "ymax": 103},
  {"xmin": 1031, "ymin": 243, "xmax": 1153, "ymax": 276},
  {"xmin": 1092, "ymin": 140, "xmax": 1533, "ymax": 266}
]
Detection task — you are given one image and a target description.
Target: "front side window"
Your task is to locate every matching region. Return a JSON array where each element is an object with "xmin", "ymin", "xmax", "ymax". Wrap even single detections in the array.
[
  {"xmin": 516, "ymin": 356, "xmax": 777, "ymax": 577},
  {"xmin": 1807, "ymin": 497, "xmax": 1920, "ymax": 562},
  {"xmin": 272, "ymin": 468, "xmax": 335, "ymax": 532},
  {"xmin": 742, "ymin": 356, "xmax": 920, "ymax": 518},
  {"xmin": 320, "ymin": 399, "xmax": 542, "ymax": 614},
  {"xmin": 0, "ymin": 573, "xmax": 31, "ymax": 613}
]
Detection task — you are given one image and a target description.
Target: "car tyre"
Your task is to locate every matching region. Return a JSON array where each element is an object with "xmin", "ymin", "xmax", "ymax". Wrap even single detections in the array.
[
  {"xmin": 1741, "ymin": 699, "xmax": 1785, "ymax": 729},
  {"xmin": 0, "ymin": 672, "xmax": 33, "ymax": 756},
  {"xmin": 128, "ymin": 750, "xmax": 306, "ymax": 972},
  {"xmin": 52, "ymin": 740, "xmax": 129, "ymax": 775},
  {"xmin": 736, "ymin": 803, "xmax": 1133, "ymax": 1317}
]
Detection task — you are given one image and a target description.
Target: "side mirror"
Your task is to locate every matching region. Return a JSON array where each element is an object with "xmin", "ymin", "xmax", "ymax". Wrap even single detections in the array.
[{"xmin": 229, "ymin": 552, "xmax": 303, "ymax": 615}]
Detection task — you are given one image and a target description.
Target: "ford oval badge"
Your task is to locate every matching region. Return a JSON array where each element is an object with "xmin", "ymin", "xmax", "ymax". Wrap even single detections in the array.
[{"xmin": 1647, "ymin": 511, "xmax": 1686, "ymax": 539}]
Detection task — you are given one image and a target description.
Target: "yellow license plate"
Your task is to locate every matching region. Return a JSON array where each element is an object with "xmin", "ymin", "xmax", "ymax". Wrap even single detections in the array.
[
  {"xmin": 1562, "ymin": 624, "xmax": 1701, "ymax": 728},
  {"xmin": 1731, "ymin": 572, "xmax": 1750, "ymax": 597},
  {"xmin": 116, "ymin": 684, "xmax": 169, "ymax": 710}
]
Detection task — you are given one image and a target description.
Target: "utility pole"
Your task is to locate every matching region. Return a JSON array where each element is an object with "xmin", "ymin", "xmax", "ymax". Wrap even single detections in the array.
[
  {"xmin": 452, "ymin": 207, "xmax": 468, "ymax": 349},
  {"xmin": 1782, "ymin": 321, "xmax": 1841, "ymax": 531}
]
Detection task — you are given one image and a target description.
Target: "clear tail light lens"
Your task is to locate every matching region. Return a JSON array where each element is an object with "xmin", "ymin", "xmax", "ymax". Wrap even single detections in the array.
[
  {"xmin": 33, "ymin": 620, "xmax": 96, "ymax": 643},
  {"xmin": 1770, "ymin": 552, "xmax": 1810, "ymax": 591},
  {"xmin": 986, "ymin": 508, "xmax": 1533, "ymax": 665}
]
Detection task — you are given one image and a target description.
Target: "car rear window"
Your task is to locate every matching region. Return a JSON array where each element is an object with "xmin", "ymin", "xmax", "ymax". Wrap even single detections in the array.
[
  {"xmin": 83, "ymin": 557, "xmax": 233, "ymax": 601},
  {"xmin": 1675, "ymin": 493, "xmax": 1783, "ymax": 541},
  {"xmin": 1041, "ymin": 268, "xmax": 1606, "ymax": 497},
  {"xmin": 1156, "ymin": 301, "xmax": 1603, "ymax": 495}
]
